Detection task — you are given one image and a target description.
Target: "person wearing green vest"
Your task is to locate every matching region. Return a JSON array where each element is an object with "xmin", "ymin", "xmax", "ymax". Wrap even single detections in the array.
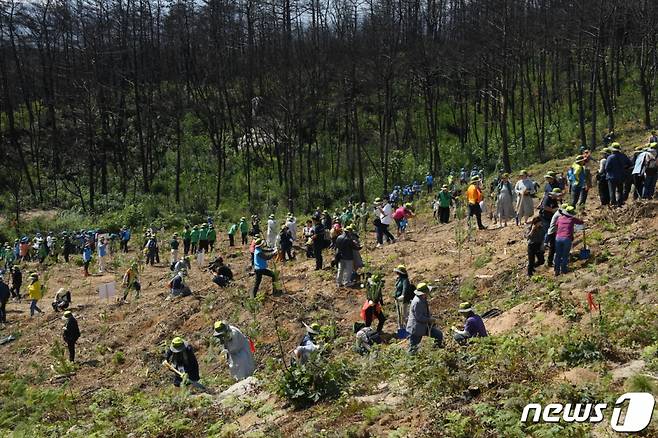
[
  {"xmin": 227, "ymin": 222, "xmax": 238, "ymax": 247},
  {"xmin": 239, "ymin": 217, "xmax": 249, "ymax": 245},
  {"xmin": 199, "ymin": 224, "xmax": 209, "ymax": 253},
  {"xmin": 190, "ymin": 225, "xmax": 200, "ymax": 254},
  {"xmin": 182, "ymin": 225, "xmax": 192, "ymax": 256},
  {"xmin": 207, "ymin": 225, "xmax": 217, "ymax": 252},
  {"xmin": 437, "ymin": 185, "xmax": 453, "ymax": 224}
]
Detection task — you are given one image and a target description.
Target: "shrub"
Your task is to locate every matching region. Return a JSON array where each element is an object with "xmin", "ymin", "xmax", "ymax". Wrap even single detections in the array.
[
  {"xmin": 277, "ymin": 355, "xmax": 354, "ymax": 409},
  {"xmin": 558, "ymin": 338, "xmax": 603, "ymax": 366}
]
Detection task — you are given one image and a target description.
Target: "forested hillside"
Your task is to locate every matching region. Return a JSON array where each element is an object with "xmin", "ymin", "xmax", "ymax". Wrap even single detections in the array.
[{"xmin": 1, "ymin": 0, "xmax": 657, "ymax": 224}]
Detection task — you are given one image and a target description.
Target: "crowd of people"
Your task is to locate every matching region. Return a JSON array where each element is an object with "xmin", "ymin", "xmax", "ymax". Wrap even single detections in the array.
[{"xmin": 1, "ymin": 135, "xmax": 656, "ymax": 389}]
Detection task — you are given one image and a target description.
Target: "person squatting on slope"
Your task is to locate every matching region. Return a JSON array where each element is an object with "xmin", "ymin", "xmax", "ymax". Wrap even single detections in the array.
[{"xmin": 451, "ymin": 302, "xmax": 488, "ymax": 345}]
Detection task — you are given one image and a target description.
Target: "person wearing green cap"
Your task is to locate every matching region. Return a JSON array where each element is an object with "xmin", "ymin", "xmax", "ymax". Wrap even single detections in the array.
[
  {"xmin": 406, "ymin": 283, "xmax": 443, "ymax": 354},
  {"xmin": 451, "ymin": 302, "xmax": 487, "ymax": 345},
  {"xmin": 239, "ymin": 218, "xmax": 249, "ymax": 245},
  {"xmin": 553, "ymin": 205, "xmax": 584, "ymax": 275},
  {"xmin": 190, "ymin": 226, "xmax": 200, "ymax": 254},
  {"xmin": 207, "ymin": 225, "xmax": 217, "ymax": 252},
  {"xmin": 121, "ymin": 263, "xmax": 141, "ymax": 302},
  {"xmin": 227, "ymin": 222, "xmax": 238, "ymax": 247},
  {"xmin": 213, "ymin": 321, "xmax": 256, "ymax": 381},
  {"xmin": 164, "ymin": 337, "xmax": 200, "ymax": 387}
]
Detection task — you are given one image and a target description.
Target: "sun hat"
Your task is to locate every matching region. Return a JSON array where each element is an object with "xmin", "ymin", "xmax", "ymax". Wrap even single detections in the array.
[
  {"xmin": 170, "ymin": 337, "xmax": 186, "ymax": 353},
  {"xmin": 458, "ymin": 302, "xmax": 473, "ymax": 313}
]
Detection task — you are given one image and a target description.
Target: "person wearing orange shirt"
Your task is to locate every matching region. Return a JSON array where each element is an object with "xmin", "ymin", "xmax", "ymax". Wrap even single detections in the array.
[{"xmin": 466, "ymin": 176, "xmax": 487, "ymax": 230}]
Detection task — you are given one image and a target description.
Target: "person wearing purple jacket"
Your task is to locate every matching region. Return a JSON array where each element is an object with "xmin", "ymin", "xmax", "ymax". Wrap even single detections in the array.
[
  {"xmin": 553, "ymin": 205, "xmax": 584, "ymax": 276},
  {"xmin": 452, "ymin": 302, "xmax": 488, "ymax": 345}
]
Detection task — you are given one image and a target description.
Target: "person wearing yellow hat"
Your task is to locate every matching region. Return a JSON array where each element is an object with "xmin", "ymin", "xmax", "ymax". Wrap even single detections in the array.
[
  {"xmin": 553, "ymin": 205, "xmax": 584, "ymax": 276},
  {"xmin": 406, "ymin": 283, "xmax": 443, "ymax": 354},
  {"xmin": 466, "ymin": 176, "xmax": 487, "ymax": 230},
  {"xmin": 451, "ymin": 302, "xmax": 488, "ymax": 345},
  {"xmin": 163, "ymin": 337, "xmax": 200, "ymax": 387},
  {"xmin": 61, "ymin": 310, "xmax": 80, "ymax": 362},
  {"xmin": 213, "ymin": 321, "xmax": 255, "ymax": 381},
  {"xmin": 393, "ymin": 265, "xmax": 414, "ymax": 338}
]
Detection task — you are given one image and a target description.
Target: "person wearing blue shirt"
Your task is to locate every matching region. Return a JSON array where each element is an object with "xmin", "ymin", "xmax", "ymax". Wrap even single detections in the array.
[
  {"xmin": 251, "ymin": 239, "xmax": 280, "ymax": 298},
  {"xmin": 425, "ymin": 173, "xmax": 434, "ymax": 194},
  {"xmin": 82, "ymin": 243, "xmax": 93, "ymax": 277},
  {"xmin": 120, "ymin": 227, "xmax": 131, "ymax": 253},
  {"xmin": 97, "ymin": 238, "xmax": 107, "ymax": 273}
]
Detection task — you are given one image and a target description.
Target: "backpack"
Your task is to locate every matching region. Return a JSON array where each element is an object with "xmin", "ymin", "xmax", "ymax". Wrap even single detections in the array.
[
  {"xmin": 646, "ymin": 153, "xmax": 657, "ymax": 170},
  {"xmin": 404, "ymin": 283, "xmax": 417, "ymax": 303}
]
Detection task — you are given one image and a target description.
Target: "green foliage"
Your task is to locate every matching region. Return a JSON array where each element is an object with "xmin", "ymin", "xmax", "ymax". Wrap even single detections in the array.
[
  {"xmin": 558, "ymin": 338, "xmax": 603, "ymax": 366},
  {"xmin": 112, "ymin": 351, "xmax": 126, "ymax": 365},
  {"xmin": 625, "ymin": 374, "xmax": 656, "ymax": 394},
  {"xmin": 277, "ymin": 355, "xmax": 355, "ymax": 409},
  {"xmin": 49, "ymin": 341, "xmax": 77, "ymax": 375}
]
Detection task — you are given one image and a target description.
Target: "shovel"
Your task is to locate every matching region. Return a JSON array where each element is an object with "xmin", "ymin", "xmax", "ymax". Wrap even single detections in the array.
[
  {"xmin": 579, "ymin": 228, "xmax": 591, "ymax": 260},
  {"xmin": 162, "ymin": 361, "xmax": 207, "ymax": 391}
]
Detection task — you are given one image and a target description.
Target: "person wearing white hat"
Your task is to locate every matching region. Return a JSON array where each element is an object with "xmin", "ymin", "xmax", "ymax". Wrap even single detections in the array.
[
  {"xmin": 52, "ymin": 288, "xmax": 72, "ymax": 312},
  {"xmin": 292, "ymin": 322, "xmax": 321, "ymax": 364},
  {"xmin": 406, "ymin": 283, "xmax": 443, "ymax": 354},
  {"xmin": 452, "ymin": 302, "xmax": 488, "ymax": 345},
  {"xmin": 266, "ymin": 214, "xmax": 277, "ymax": 248}
]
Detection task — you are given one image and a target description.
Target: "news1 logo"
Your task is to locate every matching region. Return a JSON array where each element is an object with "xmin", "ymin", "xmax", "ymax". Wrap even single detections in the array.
[{"xmin": 521, "ymin": 393, "xmax": 655, "ymax": 432}]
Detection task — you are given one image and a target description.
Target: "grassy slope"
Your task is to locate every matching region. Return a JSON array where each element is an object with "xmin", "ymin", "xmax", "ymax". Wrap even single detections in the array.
[{"xmin": 1, "ymin": 123, "xmax": 658, "ymax": 437}]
